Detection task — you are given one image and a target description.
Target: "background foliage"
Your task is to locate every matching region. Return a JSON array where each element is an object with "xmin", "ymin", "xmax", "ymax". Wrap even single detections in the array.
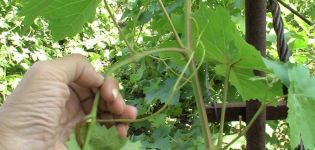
[{"xmin": 1, "ymin": 0, "xmax": 315, "ymax": 149}]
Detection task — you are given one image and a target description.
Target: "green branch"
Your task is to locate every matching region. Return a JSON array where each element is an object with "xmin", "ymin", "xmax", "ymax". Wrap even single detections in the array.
[
  {"xmin": 83, "ymin": 91, "xmax": 101, "ymax": 150},
  {"xmin": 148, "ymin": 55, "xmax": 191, "ymax": 83},
  {"xmin": 104, "ymin": 0, "xmax": 135, "ymax": 52},
  {"xmin": 185, "ymin": 0, "xmax": 212, "ymax": 149},
  {"xmin": 157, "ymin": 0, "xmax": 185, "ymax": 48},
  {"xmin": 107, "ymin": 47, "xmax": 189, "ymax": 74},
  {"xmin": 217, "ymin": 65, "xmax": 232, "ymax": 148},
  {"xmin": 178, "ymin": 41, "xmax": 206, "ymax": 88}
]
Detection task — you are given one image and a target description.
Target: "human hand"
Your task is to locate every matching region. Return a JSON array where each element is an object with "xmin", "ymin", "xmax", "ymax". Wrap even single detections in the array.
[{"xmin": 0, "ymin": 54, "xmax": 137, "ymax": 150}]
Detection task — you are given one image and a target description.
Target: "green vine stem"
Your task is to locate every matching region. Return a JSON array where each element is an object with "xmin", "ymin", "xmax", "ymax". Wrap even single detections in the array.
[
  {"xmin": 157, "ymin": 0, "xmax": 185, "ymax": 48},
  {"xmin": 148, "ymin": 55, "xmax": 191, "ymax": 82},
  {"xmin": 217, "ymin": 65, "xmax": 232, "ymax": 148},
  {"xmin": 104, "ymin": 0, "xmax": 135, "ymax": 52},
  {"xmin": 83, "ymin": 91, "xmax": 101, "ymax": 150},
  {"xmin": 157, "ymin": 0, "xmax": 212, "ymax": 148},
  {"xmin": 107, "ymin": 47, "xmax": 189, "ymax": 75},
  {"xmin": 178, "ymin": 42, "xmax": 206, "ymax": 88},
  {"xmin": 222, "ymin": 103, "xmax": 267, "ymax": 149},
  {"xmin": 185, "ymin": 0, "xmax": 212, "ymax": 149}
]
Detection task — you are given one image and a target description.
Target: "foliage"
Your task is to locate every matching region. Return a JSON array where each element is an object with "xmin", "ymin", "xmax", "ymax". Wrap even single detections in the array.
[
  {"xmin": 286, "ymin": 64, "xmax": 315, "ymax": 148},
  {"xmin": 67, "ymin": 125, "xmax": 127, "ymax": 150},
  {"xmin": 2, "ymin": 0, "xmax": 315, "ymax": 149},
  {"xmin": 19, "ymin": 0, "xmax": 101, "ymax": 41}
]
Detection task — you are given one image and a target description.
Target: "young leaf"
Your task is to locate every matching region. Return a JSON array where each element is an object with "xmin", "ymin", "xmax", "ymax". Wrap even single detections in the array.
[
  {"xmin": 287, "ymin": 64, "xmax": 315, "ymax": 149},
  {"xmin": 19, "ymin": 0, "xmax": 101, "ymax": 41}
]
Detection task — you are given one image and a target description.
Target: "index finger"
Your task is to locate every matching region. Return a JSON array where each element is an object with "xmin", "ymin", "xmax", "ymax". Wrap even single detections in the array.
[{"xmin": 29, "ymin": 54, "xmax": 104, "ymax": 88}]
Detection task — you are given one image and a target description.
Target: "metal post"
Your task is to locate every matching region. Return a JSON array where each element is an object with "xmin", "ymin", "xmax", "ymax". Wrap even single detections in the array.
[{"xmin": 245, "ymin": 0, "xmax": 266, "ymax": 149}]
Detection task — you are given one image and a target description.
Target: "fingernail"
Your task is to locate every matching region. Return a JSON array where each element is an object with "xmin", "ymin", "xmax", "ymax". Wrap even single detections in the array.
[{"xmin": 112, "ymin": 88, "xmax": 119, "ymax": 100}]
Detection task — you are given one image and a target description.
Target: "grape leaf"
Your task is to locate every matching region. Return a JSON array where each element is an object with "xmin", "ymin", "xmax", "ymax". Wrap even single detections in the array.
[
  {"xmin": 66, "ymin": 133, "xmax": 81, "ymax": 150},
  {"xmin": 158, "ymin": 40, "xmax": 186, "ymax": 66},
  {"xmin": 120, "ymin": 140, "xmax": 143, "ymax": 150},
  {"xmin": 144, "ymin": 78, "xmax": 180, "ymax": 105},
  {"xmin": 19, "ymin": 0, "xmax": 101, "ymax": 40},
  {"xmin": 287, "ymin": 64, "xmax": 315, "ymax": 149},
  {"xmin": 263, "ymin": 58, "xmax": 289, "ymax": 86},
  {"xmin": 67, "ymin": 124, "xmax": 127, "ymax": 150},
  {"xmin": 215, "ymin": 65, "xmax": 283, "ymax": 102},
  {"xmin": 192, "ymin": 6, "xmax": 282, "ymax": 101},
  {"xmin": 86, "ymin": 124, "xmax": 127, "ymax": 150}
]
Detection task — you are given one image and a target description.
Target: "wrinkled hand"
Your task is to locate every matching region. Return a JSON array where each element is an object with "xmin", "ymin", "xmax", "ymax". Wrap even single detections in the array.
[{"xmin": 0, "ymin": 54, "xmax": 137, "ymax": 150}]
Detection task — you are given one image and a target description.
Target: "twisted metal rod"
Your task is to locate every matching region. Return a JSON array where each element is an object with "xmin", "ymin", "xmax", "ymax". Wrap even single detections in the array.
[{"xmin": 268, "ymin": 0, "xmax": 290, "ymax": 62}]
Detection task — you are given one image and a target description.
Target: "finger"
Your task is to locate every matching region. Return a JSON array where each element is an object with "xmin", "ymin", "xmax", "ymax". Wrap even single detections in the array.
[
  {"xmin": 107, "ymin": 96, "xmax": 126, "ymax": 115},
  {"xmin": 68, "ymin": 83, "xmax": 94, "ymax": 114},
  {"xmin": 116, "ymin": 123, "xmax": 129, "ymax": 138},
  {"xmin": 114, "ymin": 106, "xmax": 137, "ymax": 120},
  {"xmin": 100, "ymin": 77, "xmax": 119, "ymax": 103},
  {"xmin": 29, "ymin": 54, "xmax": 104, "ymax": 88},
  {"xmin": 60, "ymin": 87, "xmax": 85, "ymax": 126},
  {"xmin": 115, "ymin": 106, "xmax": 137, "ymax": 138},
  {"xmin": 98, "ymin": 97, "xmax": 109, "ymax": 112}
]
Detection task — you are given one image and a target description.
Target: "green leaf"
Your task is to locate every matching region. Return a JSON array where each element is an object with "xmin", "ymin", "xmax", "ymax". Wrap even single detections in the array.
[
  {"xmin": 215, "ymin": 65, "xmax": 283, "ymax": 102},
  {"xmin": 287, "ymin": 64, "xmax": 315, "ymax": 149},
  {"xmin": 66, "ymin": 133, "xmax": 81, "ymax": 150},
  {"xmin": 80, "ymin": 124, "xmax": 127, "ymax": 150},
  {"xmin": 171, "ymin": 14, "xmax": 185, "ymax": 34},
  {"xmin": 120, "ymin": 140, "xmax": 143, "ymax": 150},
  {"xmin": 192, "ymin": 6, "xmax": 282, "ymax": 102},
  {"xmin": 263, "ymin": 58, "xmax": 289, "ymax": 87},
  {"xmin": 150, "ymin": 113, "xmax": 167, "ymax": 127},
  {"xmin": 158, "ymin": 40, "xmax": 186, "ymax": 66},
  {"xmin": 144, "ymin": 78, "xmax": 180, "ymax": 105},
  {"xmin": 150, "ymin": 126, "xmax": 171, "ymax": 150},
  {"xmin": 19, "ymin": 0, "xmax": 101, "ymax": 40},
  {"xmin": 192, "ymin": 6, "xmax": 266, "ymax": 70}
]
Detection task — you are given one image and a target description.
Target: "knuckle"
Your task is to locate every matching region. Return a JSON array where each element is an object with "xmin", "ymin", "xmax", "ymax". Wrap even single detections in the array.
[
  {"xmin": 30, "ymin": 61, "xmax": 51, "ymax": 74},
  {"xmin": 70, "ymin": 54, "xmax": 88, "ymax": 61}
]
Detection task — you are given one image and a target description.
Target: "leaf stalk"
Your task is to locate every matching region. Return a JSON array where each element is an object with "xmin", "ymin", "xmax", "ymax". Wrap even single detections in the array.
[
  {"xmin": 185, "ymin": 0, "xmax": 212, "ymax": 149},
  {"xmin": 217, "ymin": 65, "xmax": 231, "ymax": 148}
]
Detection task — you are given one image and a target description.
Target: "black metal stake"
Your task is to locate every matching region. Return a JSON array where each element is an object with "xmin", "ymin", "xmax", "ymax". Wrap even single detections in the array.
[{"xmin": 245, "ymin": 0, "xmax": 266, "ymax": 149}]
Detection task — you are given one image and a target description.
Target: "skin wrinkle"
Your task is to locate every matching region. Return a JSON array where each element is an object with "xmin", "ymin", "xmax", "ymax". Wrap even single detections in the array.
[
  {"xmin": 5, "ymin": 113, "xmax": 57, "ymax": 140},
  {"xmin": 0, "ymin": 55, "xmax": 137, "ymax": 149},
  {"xmin": 9, "ymin": 97, "xmax": 62, "ymax": 125},
  {"xmin": 0, "ymin": 120, "xmax": 39, "ymax": 150}
]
